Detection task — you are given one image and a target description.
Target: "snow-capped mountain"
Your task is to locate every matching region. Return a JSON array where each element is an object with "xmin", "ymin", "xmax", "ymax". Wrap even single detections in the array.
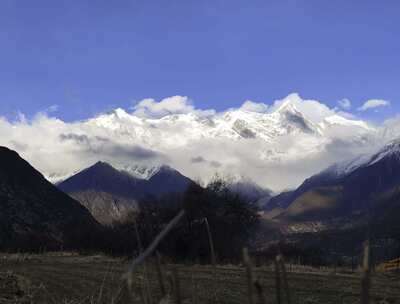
[
  {"xmin": 265, "ymin": 138, "xmax": 400, "ymax": 221},
  {"xmin": 80, "ymin": 94, "xmax": 377, "ymax": 188},
  {"xmin": 207, "ymin": 99, "xmax": 323, "ymax": 141},
  {"xmin": 320, "ymin": 139, "xmax": 400, "ymax": 179},
  {"xmin": 58, "ymin": 161, "xmax": 195, "ymax": 224},
  {"xmin": 19, "ymin": 93, "xmax": 386, "ymax": 191},
  {"xmin": 46, "ymin": 170, "xmax": 80, "ymax": 184},
  {"xmin": 86, "ymin": 94, "xmax": 373, "ymax": 148},
  {"xmin": 115, "ymin": 163, "xmax": 165, "ymax": 180}
]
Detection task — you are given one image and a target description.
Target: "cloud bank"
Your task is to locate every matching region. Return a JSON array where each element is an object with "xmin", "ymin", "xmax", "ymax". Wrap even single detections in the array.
[
  {"xmin": 132, "ymin": 96, "xmax": 215, "ymax": 118},
  {"xmin": 239, "ymin": 100, "xmax": 269, "ymax": 113},
  {"xmin": 0, "ymin": 94, "xmax": 397, "ymax": 191}
]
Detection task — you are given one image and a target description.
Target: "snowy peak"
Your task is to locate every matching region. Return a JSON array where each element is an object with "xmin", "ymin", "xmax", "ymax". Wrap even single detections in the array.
[
  {"xmin": 368, "ymin": 139, "xmax": 400, "ymax": 165},
  {"xmin": 116, "ymin": 163, "xmax": 181, "ymax": 180},
  {"xmin": 112, "ymin": 108, "xmax": 130, "ymax": 119},
  {"xmin": 84, "ymin": 161, "xmax": 123, "ymax": 177},
  {"xmin": 57, "ymin": 161, "xmax": 194, "ymax": 224},
  {"xmin": 272, "ymin": 108, "xmax": 320, "ymax": 136},
  {"xmin": 59, "ymin": 161, "xmax": 194, "ymax": 198},
  {"xmin": 271, "ymin": 136, "xmax": 400, "ymax": 221},
  {"xmin": 281, "ymin": 110, "xmax": 318, "ymax": 135},
  {"xmin": 85, "ymin": 93, "xmax": 371, "ymax": 144},
  {"xmin": 275, "ymin": 95, "xmax": 301, "ymax": 114},
  {"xmin": 116, "ymin": 163, "xmax": 163, "ymax": 180},
  {"xmin": 91, "ymin": 108, "xmax": 143, "ymax": 130},
  {"xmin": 317, "ymin": 138, "xmax": 400, "ymax": 180},
  {"xmin": 46, "ymin": 171, "xmax": 79, "ymax": 184},
  {"xmin": 217, "ymin": 99, "xmax": 321, "ymax": 140},
  {"xmin": 318, "ymin": 154, "xmax": 371, "ymax": 180}
]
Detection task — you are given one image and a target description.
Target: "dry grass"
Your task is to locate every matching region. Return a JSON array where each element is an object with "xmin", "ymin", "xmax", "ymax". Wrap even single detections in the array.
[{"xmin": 1, "ymin": 253, "xmax": 400, "ymax": 304}]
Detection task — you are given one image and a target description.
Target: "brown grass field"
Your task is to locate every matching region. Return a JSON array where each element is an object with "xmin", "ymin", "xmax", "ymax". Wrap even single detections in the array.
[{"xmin": 1, "ymin": 253, "xmax": 400, "ymax": 304}]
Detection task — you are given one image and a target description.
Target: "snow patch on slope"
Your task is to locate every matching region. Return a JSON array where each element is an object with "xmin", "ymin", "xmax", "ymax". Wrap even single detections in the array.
[
  {"xmin": 115, "ymin": 163, "xmax": 163, "ymax": 180},
  {"xmin": 368, "ymin": 139, "xmax": 400, "ymax": 165},
  {"xmin": 322, "ymin": 139, "xmax": 400, "ymax": 179}
]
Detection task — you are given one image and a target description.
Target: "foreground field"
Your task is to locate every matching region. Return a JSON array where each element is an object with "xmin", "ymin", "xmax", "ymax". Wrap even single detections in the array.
[{"xmin": 1, "ymin": 254, "xmax": 400, "ymax": 304}]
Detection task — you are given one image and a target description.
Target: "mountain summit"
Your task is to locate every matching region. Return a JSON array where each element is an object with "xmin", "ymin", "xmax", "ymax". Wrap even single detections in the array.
[{"xmin": 58, "ymin": 162, "xmax": 194, "ymax": 224}]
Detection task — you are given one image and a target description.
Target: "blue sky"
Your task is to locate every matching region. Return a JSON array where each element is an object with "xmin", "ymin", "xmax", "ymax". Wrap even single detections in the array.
[{"xmin": 0, "ymin": 0, "xmax": 399, "ymax": 122}]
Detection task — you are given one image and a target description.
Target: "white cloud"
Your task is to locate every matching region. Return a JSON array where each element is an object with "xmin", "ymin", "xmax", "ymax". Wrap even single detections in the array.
[
  {"xmin": 270, "ymin": 93, "xmax": 336, "ymax": 123},
  {"xmin": 358, "ymin": 99, "xmax": 391, "ymax": 111},
  {"xmin": 0, "ymin": 94, "xmax": 394, "ymax": 191},
  {"xmin": 338, "ymin": 98, "xmax": 351, "ymax": 110},
  {"xmin": 132, "ymin": 96, "xmax": 215, "ymax": 118},
  {"xmin": 239, "ymin": 100, "xmax": 269, "ymax": 113},
  {"xmin": 47, "ymin": 104, "xmax": 59, "ymax": 113}
]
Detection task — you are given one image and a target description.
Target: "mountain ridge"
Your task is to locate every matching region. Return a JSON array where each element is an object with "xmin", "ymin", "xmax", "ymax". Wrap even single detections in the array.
[
  {"xmin": 0, "ymin": 146, "xmax": 99, "ymax": 250},
  {"xmin": 58, "ymin": 161, "xmax": 195, "ymax": 224},
  {"xmin": 264, "ymin": 139, "xmax": 400, "ymax": 222}
]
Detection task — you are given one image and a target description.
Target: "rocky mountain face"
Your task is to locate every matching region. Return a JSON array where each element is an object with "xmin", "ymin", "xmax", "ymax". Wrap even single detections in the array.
[
  {"xmin": 58, "ymin": 162, "xmax": 194, "ymax": 224},
  {"xmin": 0, "ymin": 146, "xmax": 99, "ymax": 250}
]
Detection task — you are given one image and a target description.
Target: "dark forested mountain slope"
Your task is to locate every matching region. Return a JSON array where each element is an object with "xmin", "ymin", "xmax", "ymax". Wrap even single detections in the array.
[{"xmin": 0, "ymin": 146, "xmax": 99, "ymax": 250}]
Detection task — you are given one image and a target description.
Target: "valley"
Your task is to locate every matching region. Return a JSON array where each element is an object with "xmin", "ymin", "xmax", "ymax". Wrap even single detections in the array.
[{"xmin": 2, "ymin": 3, "xmax": 399, "ymax": 303}]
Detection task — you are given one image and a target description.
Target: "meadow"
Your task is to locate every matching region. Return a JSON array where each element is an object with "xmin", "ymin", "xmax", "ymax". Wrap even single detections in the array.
[{"xmin": 1, "ymin": 253, "xmax": 400, "ymax": 304}]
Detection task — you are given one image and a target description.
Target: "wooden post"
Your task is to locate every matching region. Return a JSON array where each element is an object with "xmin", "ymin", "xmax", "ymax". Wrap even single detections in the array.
[
  {"xmin": 204, "ymin": 217, "xmax": 218, "ymax": 303},
  {"xmin": 360, "ymin": 240, "xmax": 371, "ymax": 304},
  {"xmin": 155, "ymin": 252, "xmax": 166, "ymax": 297},
  {"xmin": 173, "ymin": 266, "xmax": 181, "ymax": 304},
  {"xmin": 274, "ymin": 257, "xmax": 282, "ymax": 304},
  {"xmin": 243, "ymin": 247, "xmax": 255, "ymax": 304},
  {"xmin": 278, "ymin": 255, "xmax": 292, "ymax": 304},
  {"xmin": 254, "ymin": 279, "xmax": 267, "ymax": 304}
]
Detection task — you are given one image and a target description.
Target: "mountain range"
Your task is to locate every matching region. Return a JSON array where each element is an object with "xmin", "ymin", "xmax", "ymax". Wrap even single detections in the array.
[
  {"xmin": 2, "ymin": 135, "xmax": 400, "ymax": 256},
  {"xmin": 89, "ymin": 96, "xmax": 372, "ymax": 145},
  {"xmin": 41, "ymin": 94, "xmax": 384, "ymax": 191}
]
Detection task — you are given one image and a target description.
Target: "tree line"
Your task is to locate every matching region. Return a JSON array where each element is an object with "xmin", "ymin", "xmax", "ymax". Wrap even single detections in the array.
[{"xmin": 99, "ymin": 178, "xmax": 260, "ymax": 262}]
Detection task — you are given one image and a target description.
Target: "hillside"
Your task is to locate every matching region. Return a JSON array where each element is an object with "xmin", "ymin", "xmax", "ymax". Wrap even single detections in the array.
[
  {"xmin": 264, "ymin": 139, "xmax": 400, "ymax": 222},
  {"xmin": 0, "ymin": 146, "xmax": 99, "ymax": 250}
]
